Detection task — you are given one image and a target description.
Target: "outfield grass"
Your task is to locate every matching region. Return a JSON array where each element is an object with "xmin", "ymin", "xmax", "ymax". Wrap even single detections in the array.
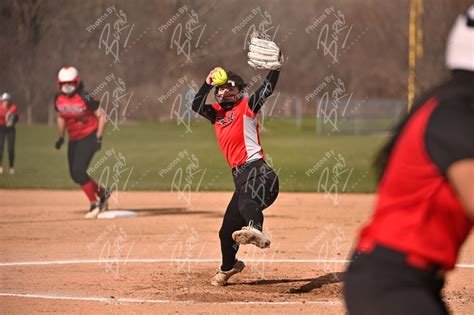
[{"xmin": 0, "ymin": 119, "xmax": 387, "ymax": 192}]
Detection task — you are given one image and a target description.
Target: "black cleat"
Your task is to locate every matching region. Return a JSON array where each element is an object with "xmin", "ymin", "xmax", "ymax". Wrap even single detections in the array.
[
  {"xmin": 99, "ymin": 188, "xmax": 112, "ymax": 212},
  {"xmin": 85, "ymin": 203, "xmax": 100, "ymax": 219}
]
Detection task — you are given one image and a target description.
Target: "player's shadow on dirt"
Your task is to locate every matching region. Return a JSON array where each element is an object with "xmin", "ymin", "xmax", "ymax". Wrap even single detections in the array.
[
  {"xmin": 241, "ymin": 272, "xmax": 344, "ymax": 293},
  {"xmin": 288, "ymin": 272, "xmax": 344, "ymax": 293},
  {"xmin": 1, "ymin": 208, "xmax": 214, "ymax": 224},
  {"xmin": 127, "ymin": 207, "xmax": 210, "ymax": 216},
  {"xmin": 70, "ymin": 207, "xmax": 214, "ymax": 217}
]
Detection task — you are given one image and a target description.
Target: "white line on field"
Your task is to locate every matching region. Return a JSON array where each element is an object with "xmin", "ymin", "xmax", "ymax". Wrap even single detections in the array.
[
  {"xmin": 1, "ymin": 292, "xmax": 471, "ymax": 305},
  {"xmin": 455, "ymin": 263, "xmax": 474, "ymax": 268},
  {"xmin": 0, "ymin": 292, "xmax": 342, "ymax": 306},
  {"xmin": 0, "ymin": 258, "xmax": 472, "ymax": 268},
  {"xmin": 0, "ymin": 258, "xmax": 348, "ymax": 267}
]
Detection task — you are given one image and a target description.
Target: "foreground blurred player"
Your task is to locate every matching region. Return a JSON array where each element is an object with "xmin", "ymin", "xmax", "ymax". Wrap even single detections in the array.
[
  {"xmin": 344, "ymin": 7, "xmax": 474, "ymax": 315},
  {"xmin": 192, "ymin": 35, "xmax": 283, "ymax": 286},
  {"xmin": 54, "ymin": 66, "xmax": 111, "ymax": 218},
  {"xmin": 0, "ymin": 92, "xmax": 19, "ymax": 175}
]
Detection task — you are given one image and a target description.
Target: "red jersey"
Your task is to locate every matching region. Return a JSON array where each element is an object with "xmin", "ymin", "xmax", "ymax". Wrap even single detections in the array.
[
  {"xmin": 0, "ymin": 104, "xmax": 19, "ymax": 126},
  {"xmin": 357, "ymin": 95, "xmax": 473, "ymax": 270},
  {"xmin": 211, "ymin": 98, "xmax": 264, "ymax": 168},
  {"xmin": 55, "ymin": 92, "xmax": 98, "ymax": 141}
]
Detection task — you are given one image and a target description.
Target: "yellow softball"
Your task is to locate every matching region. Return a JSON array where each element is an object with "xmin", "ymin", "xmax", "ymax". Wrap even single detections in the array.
[{"xmin": 212, "ymin": 68, "xmax": 228, "ymax": 86}]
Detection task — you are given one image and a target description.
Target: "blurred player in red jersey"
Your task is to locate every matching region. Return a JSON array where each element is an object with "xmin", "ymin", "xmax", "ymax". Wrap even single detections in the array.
[
  {"xmin": 192, "ymin": 35, "xmax": 283, "ymax": 286},
  {"xmin": 0, "ymin": 92, "xmax": 19, "ymax": 175},
  {"xmin": 54, "ymin": 66, "xmax": 111, "ymax": 218},
  {"xmin": 344, "ymin": 7, "xmax": 474, "ymax": 315}
]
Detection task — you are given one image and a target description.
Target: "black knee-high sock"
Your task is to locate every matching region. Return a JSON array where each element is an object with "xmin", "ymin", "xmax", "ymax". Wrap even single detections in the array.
[
  {"xmin": 239, "ymin": 200, "xmax": 263, "ymax": 231},
  {"xmin": 219, "ymin": 192, "xmax": 245, "ymax": 271},
  {"xmin": 219, "ymin": 228, "xmax": 239, "ymax": 271}
]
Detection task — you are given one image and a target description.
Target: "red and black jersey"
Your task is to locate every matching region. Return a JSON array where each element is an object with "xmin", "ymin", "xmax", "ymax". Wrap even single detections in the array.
[
  {"xmin": 357, "ymin": 71, "xmax": 474, "ymax": 270},
  {"xmin": 192, "ymin": 70, "xmax": 279, "ymax": 168},
  {"xmin": 54, "ymin": 88, "xmax": 99, "ymax": 141},
  {"xmin": 210, "ymin": 98, "xmax": 264, "ymax": 167},
  {"xmin": 0, "ymin": 104, "xmax": 19, "ymax": 126}
]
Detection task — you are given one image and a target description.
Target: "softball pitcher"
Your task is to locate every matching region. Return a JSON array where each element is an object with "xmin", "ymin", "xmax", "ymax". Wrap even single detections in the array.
[
  {"xmin": 0, "ymin": 92, "xmax": 19, "ymax": 175},
  {"xmin": 344, "ymin": 7, "xmax": 474, "ymax": 315},
  {"xmin": 192, "ymin": 35, "xmax": 283, "ymax": 286},
  {"xmin": 54, "ymin": 66, "xmax": 111, "ymax": 218}
]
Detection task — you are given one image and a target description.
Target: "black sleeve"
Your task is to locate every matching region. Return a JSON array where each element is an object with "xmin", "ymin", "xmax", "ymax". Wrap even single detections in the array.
[
  {"xmin": 248, "ymin": 70, "xmax": 280, "ymax": 113},
  {"xmin": 425, "ymin": 100, "xmax": 474, "ymax": 176},
  {"xmin": 79, "ymin": 90, "xmax": 100, "ymax": 111},
  {"xmin": 54, "ymin": 93, "xmax": 60, "ymax": 112},
  {"xmin": 192, "ymin": 81, "xmax": 217, "ymax": 123}
]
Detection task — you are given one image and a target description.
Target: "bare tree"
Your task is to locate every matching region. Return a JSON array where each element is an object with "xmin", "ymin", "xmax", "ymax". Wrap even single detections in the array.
[{"xmin": 4, "ymin": 0, "xmax": 50, "ymax": 123}]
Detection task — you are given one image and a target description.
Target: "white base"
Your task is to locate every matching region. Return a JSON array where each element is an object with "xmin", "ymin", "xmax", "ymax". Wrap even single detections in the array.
[{"xmin": 97, "ymin": 210, "xmax": 138, "ymax": 219}]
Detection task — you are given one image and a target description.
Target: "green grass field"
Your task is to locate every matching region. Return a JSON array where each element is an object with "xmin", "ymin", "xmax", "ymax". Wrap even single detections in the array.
[{"xmin": 0, "ymin": 118, "xmax": 387, "ymax": 192}]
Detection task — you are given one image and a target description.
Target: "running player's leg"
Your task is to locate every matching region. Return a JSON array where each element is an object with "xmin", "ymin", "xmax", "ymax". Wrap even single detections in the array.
[
  {"xmin": 71, "ymin": 133, "xmax": 100, "ymax": 204},
  {"xmin": 73, "ymin": 133, "xmax": 110, "ymax": 216},
  {"xmin": 0, "ymin": 126, "xmax": 6, "ymax": 172},
  {"xmin": 7, "ymin": 127, "xmax": 15, "ymax": 169},
  {"xmin": 67, "ymin": 139, "xmax": 77, "ymax": 182},
  {"xmin": 219, "ymin": 191, "xmax": 246, "ymax": 271}
]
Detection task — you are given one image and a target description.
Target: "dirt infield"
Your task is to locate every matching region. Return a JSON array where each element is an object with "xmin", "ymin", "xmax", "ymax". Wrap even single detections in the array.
[{"xmin": 0, "ymin": 190, "xmax": 472, "ymax": 314}]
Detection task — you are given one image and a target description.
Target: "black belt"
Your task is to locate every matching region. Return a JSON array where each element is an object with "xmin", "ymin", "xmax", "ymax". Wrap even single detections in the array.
[{"xmin": 231, "ymin": 159, "xmax": 264, "ymax": 177}]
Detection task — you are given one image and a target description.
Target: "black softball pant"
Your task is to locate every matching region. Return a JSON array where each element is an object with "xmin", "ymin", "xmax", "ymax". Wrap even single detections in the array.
[
  {"xmin": 344, "ymin": 245, "xmax": 448, "ymax": 315},
  {"xmin": 219, "ymin": 159, "xmax": 279, "ymax": 271},
  {"xmin": 0, "ymin": 126, "xmax": 15, "ymax": 168},
  {"xmin": 68, "ymin": 132, "xmax": 98, "ymax": 185}
]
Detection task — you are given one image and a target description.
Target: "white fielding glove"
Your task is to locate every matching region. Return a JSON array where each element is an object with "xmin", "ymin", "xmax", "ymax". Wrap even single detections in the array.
[{"xmin": 247, "ymin": 35, "xmax": 283, "ymax": 70}]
